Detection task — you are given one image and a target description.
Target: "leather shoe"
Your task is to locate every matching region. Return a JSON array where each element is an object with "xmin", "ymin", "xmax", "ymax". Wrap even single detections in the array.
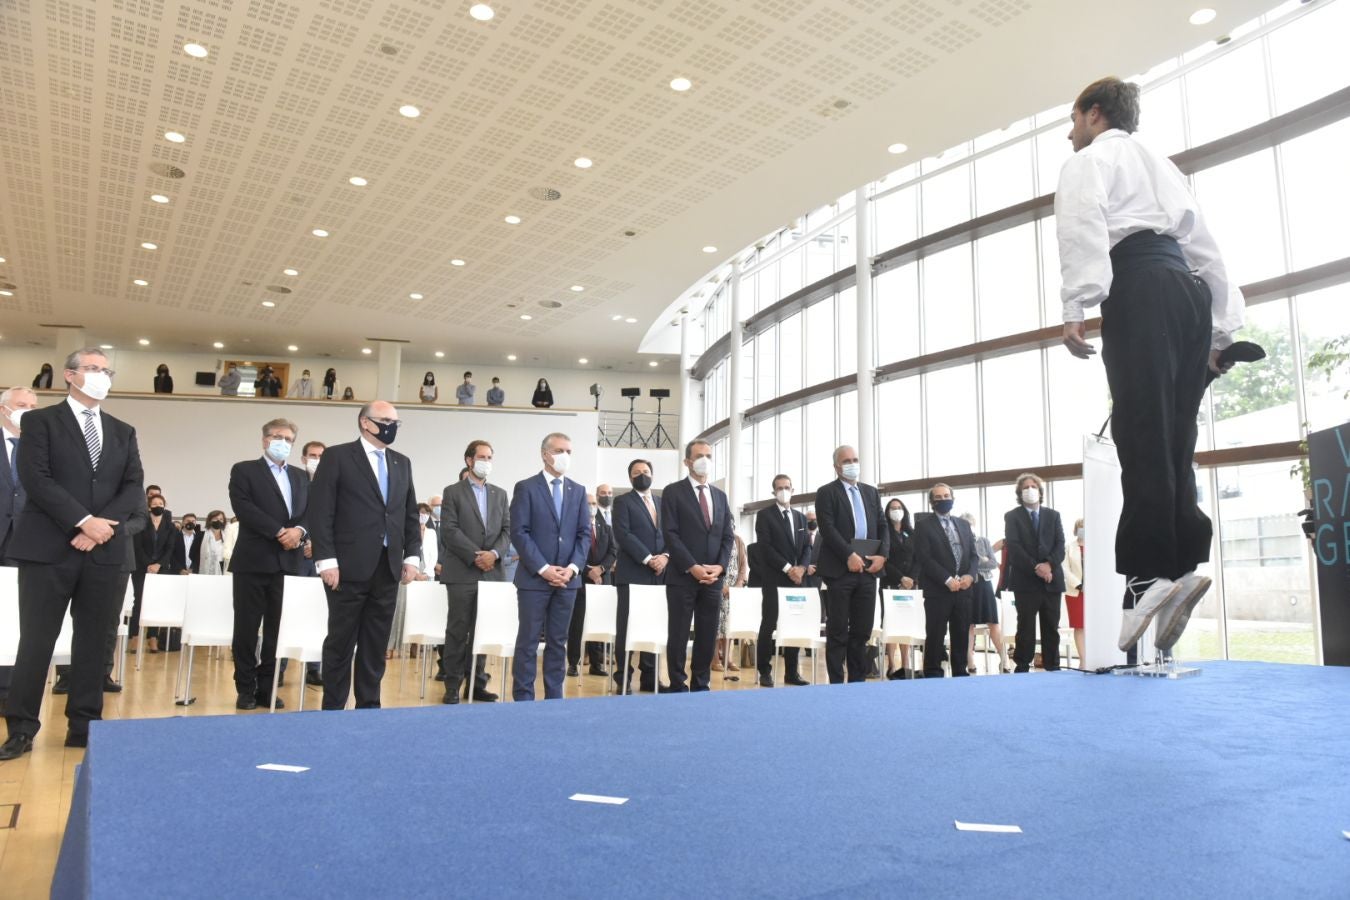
[
  {"xmin": 566, "ymin": 665, "xmax": 580, "ymax": 677},
  {"xmin": 257, "ymin": 695, "xmax": 284, "ymax": 710},
  {"xmin": 103, "ymin": 678, "xmax": 123, "ymax": 693},
  {"xmin": 441, "ymin": 691, "xmax": 460, "ymax": 704},
  {"xmin": 305, "ymin": 670, "xmax": 324, "ymax": 687},
  {"xmin": 471, "ymin": 688, "xmax": 498, "ymax": 702},
  {"xmin": 657, "ymin": 683, "xmax": 688, "ymax": 693},
  {"xmin": 587, "ymin": 665, "xmax": 609, "ymax": 677},
  {"xmin": 52, "ymin": 676, "xmax": 71, "ymax": 695},
  {"xmin": 784, "ymin": 673, "xmax": 809, "ymax": 686},
  {"xmin": 758, "ymin": 674, "xmax": 774, "ymax": 687},
  {"xmin": 235, "ymin": 695, "xmax": 258, "ymax": 710},
  {"xmin": 0, "ymin": 734, "xmax": 34, "ymax": 760},
  {"xmin": 64, "ymin": 732, "xmax": 88, "ymax": 749},
  {"xmin": 433, "ymin": 672, "xmax": 447, "ymax": 682}
]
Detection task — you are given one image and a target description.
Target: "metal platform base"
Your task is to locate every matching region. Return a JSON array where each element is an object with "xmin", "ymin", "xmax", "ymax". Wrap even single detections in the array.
[{"xmin": 1113, "ymin": 652, "xmax": 1202, "ymax": 679}]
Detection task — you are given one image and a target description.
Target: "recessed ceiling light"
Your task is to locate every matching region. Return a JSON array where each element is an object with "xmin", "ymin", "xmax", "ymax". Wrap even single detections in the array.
[
  {"xmin": 164, "ymin": 131, "xmax": 186, "ymax": 143},
  {"xmin": 361, "ymin": 347, "xmax": 372, "ymax": 355},
  {"xmin": 450, "ymin": 258, "xmax": 466, "ymax": 266},
  {"xmin": 287, "ymin": 344, "xmax": 298, "ymax": 352},
  {"xmin": 625, "ymin": 317, "xmax": 637, "ymax": 324},
  {"xmin": 578, "ymin": 358, "xmax": 589, "ymax": 365},
  {"xmin": 434, "ymin": 351, "xmax": 445, "ymax": 358},
  {"xmin": 469, "ymin": 3, "xmax": 495, "ymax": 21},
  {"xmin": 611, "ymin": 314, "xmax": 623, "ymax": 321},
  {"xmin": 702, "ymin": 245, "xmax": 717, "ymax": 253},
  {"xmin": 212, "ymin": 341, "xmax": 224, "ymax": 349},
  {"xmin": 398, "ymin": 104, "xmax": 421, "ymax": 119},
  {"xmin": 150, "ymin": 194, "xmax": 169, "ymax": 204},
  {"xmin": 670, "ymin": 77, "xmax": 692, "ymax": 92},
  {"xmin": 132, "ymin": 279, "xmax": 148, "ymax": 286},
  {"xmin": 519, "ymin": 314, "xmax": 532, "ymax": 320},
  {"xmin": 311, "ymin": 228, "xmax": 329, "ymax": 237},
  {"xmin": 0, "ymin": 256, "xmax": 6, "ymax": 263},
  {"xmin": 573, "ymin": 157, "xmax": 593, "ymax": 169},
  {"xmin": 504, "ymin": 214, "xmax": 521, "ymax": 225},
  {"xmin": 183, "ymin": 42, "xmax": 208, "ymax": 58},
  {"xmin": 349, "ymin": 176, "xmax": 368, "ymax": 186},
  {"xmin": 887, "ymin": 142, "xmax": 908, "ymax": 155},
  {"xmin": 261, "ymin": 300, "xmax": 276, "ymax": 308},
  {"xmin": 99, "ymin": 344, "xmax": 113, "ymax": 350},
  {"xmin": 648, "ymin": 360, "xmax": 659, "ymax": 367},
  {"xmin": 507, "ymin": 354, "xmax": 517, "ymax": 361},
  {"xmin": 570, "ymin": 285, "xmax": 585, "ymax": 292},
  {"xmin": 0, "ymin": 290, "xmax": 12, "ymax": 297},
  {"xmin": 140, "ymin": 241, "xmax": 158, "ymax": 250},
  {"xmin": 409, "ymin": 292, "xmax": 423, "ymax": 300},
  {"xmin": 1189, "ymin": 7, "xmax": 1217, "ymax": 25},
  {"xmin": 138, "ymin": 338, "xmax": 150, "ymax": 346},
  {"xmin": 283, "ymin": 268, "xmax": 299, "ymax": 276}
]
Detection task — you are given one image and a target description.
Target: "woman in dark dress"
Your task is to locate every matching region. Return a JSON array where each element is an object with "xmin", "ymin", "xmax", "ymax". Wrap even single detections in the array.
[
  {"xmin": 153, "ymin": 364, "xmax": 173, "ymax": 393},
  {"xmin": 32, "ymin": 363, "xmax": 53, "ymax": 389},
  {"xmin": 531, "ymin": 377, "xmax": 554, "ymax": 408},
  {"xmin": 963, "ymin": 512, "xmax": 1010, "ymax": 674},
  {"xmin": 880, "ymin": 498, "xmax": 918, "ymax": 679}
]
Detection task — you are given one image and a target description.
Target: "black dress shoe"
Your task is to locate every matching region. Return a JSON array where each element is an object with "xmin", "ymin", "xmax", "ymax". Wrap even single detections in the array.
[
  {"xmin": 886, "ymin": 668, "xmax": 904, "ymax": 681},
  {"xmin": 640, "ymin": 681, "xmax": 661, "ymax": 693},
  {"xmin": 64, "ymin": 732, "xmax": 88, "ymax": 749},
  {"xmin": 471, "ymin": 688, "xmax": 498, "ymax": 702},
  {"xmin": 305, "ymin": 670, "xmax": 324, "ymax": 687},
  {"xmin": 784, "ymin": 673, "xmax": 810, "ymax": 686},
  {"xmin": 657, "ymin": 683, "xmax": 688, "ymax": 694},
  {"xmin": 441, "ymin": 691, "xmax": 460, "ymax": 705},
  {"xmin": 433, "ymin": 671, "xmax": 447, "ymax": 682},
  {"xmin": 566, "ymin": 664, "xmax": 580, "ymax": 677},
  {"xmin": 52, "ymin": 676, "xmax": 71, "ymax": 695},
  {"xmin": 587, "ymin": 665, "xmax": 609, "ymax": 677},
  {"xmin": 758, "ymin": 674, "xmax": 774, "ymax": 687},
  {"xmin": 0, "ymin": 734, "xmax": 34, "ymax": 760},
  {"xmin": 235, "ymin": 695, "xmax": 258, "ymax": 710},
  {"xmin": 103, "ymin": 678, "xmax": 123, "ymax": 693},
  {"xmin": 258, "ymin": 695, "xmax": 285, "ymax": 709}
]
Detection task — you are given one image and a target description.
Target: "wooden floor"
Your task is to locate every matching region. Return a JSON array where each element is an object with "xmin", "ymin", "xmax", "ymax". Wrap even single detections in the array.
[{"xmin": 0, "ymin": 643, "xmax": 1008, "ymax": 896}]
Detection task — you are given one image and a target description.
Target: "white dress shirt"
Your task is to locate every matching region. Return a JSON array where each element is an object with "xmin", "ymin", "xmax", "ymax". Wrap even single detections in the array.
[
  {"xmin": 68, "ymin": 396, "xmax": 103, "ymax": 527},
  {"xmin": 1054, "ymin": 129, "xmax": 1244, "ymax": 349}
]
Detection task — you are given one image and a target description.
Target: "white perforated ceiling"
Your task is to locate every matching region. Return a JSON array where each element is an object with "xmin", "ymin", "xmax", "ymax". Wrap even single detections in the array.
[{"xmin": 0, "ymin": 0, "xmax": 1268, "ymax": 368}]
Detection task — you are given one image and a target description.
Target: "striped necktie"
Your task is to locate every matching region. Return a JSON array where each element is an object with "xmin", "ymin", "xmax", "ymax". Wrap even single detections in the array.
[{"xmin": 82, "ymin": 409, "xmax": 101, "ymax": 470}]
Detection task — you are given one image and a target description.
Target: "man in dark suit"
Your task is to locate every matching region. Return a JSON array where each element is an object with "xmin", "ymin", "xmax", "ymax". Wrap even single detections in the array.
[
  {"xmin": 567, "ymin": 489, "xmax": 617, "ymax": 677},
  {"xmin": 661, "ymin": 439, "xmax": 734, "ymax": 693},
  {"xmin": 509, "ymin": 432, "xmax": 591, "ymax": 701},
  {"xmin": 0, "ymin": 387, "xmax": 38, "ymax": 704},
  {"xmin": 754, "ymin": 474, "xmax": 813, "ymax": 687},
  {"xmin": 227, "ymin": 418, "xmax": 310, "ymax": 709},
  {"xmin": 815, "ymin": 446, "xmax": 889, "ymax": 684},
  {"xmin": 309, "ymin": 401, "xmax": 421, "ymax": 710},
  {"xmin": 169, "ymin": 512, "xmax": 201, "ymax": 575},
  {"xmin": 611, "ymin": 459, "xmax": 666, "ymax": 693},
  {"xmin": 438, "ymin": 439, "xmax": 510, "ymax": 704},
  {"xmin": 1003, "ymin": 473, "xmax": 1067, "ymax": 672},
  {"xmin": 0, "ymin": 349, "xmax": 144, "ymax": 759},
  {"xmin": 913, "ymin": 483, "xmax": 978, "ymax": 678}
]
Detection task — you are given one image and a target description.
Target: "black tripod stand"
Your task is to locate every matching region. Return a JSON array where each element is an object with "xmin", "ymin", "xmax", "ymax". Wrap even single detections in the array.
[
  {"xmin": 617, "ymin": 395, "xmax": 647, "ymax": 447},
  {"xmin": 647, "ymin": 396, "xmax": 675, "ymax": 449}
]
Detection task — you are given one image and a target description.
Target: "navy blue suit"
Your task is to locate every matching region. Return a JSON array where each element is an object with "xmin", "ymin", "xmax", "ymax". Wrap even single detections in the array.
[
  {"xmin": 0, "ymin": 430, "xmax": 26, "ymax": 693},
  {"xmin": 660, "ymin": 477, "xmax": 734, "ymax": 691},
  {"xmin": 913, "ymin": 512, "xmax": 978, "ymax": 678},
  {"xmin": 611, "ymin": 490, "xmax": 665, "ymax": 689},
  {"xmin": 509, "ymin": 471, "xmax": 591, "ymax": 700}
]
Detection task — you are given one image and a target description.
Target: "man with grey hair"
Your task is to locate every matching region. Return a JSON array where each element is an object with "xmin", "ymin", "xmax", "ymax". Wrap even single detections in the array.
[
  {"xmin": 1003, "ymin": 472, "xmax": 1066, "ymax": 672},
  {"xmin": 509, "ymin": 432, "xmax": 591, "ymax": 700},
  {"xmin": 1, "ymin": 349, "xmax": 144, "ymax": 759},
  {"xmin": 0, "ymin": 386, "xmax": 39, "ymax": 704}
]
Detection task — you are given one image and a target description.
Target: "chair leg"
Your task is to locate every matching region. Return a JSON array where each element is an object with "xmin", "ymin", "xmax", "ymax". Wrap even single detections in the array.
[
  {"xmin": 136, "ymin": 626, "xmax": 145, "ymax": 672},
  {"xmin": 182, "ymin": 645, "xmax": 195, "ymax": 704},
  {"xmin": 298, "ymin": 664, "xmax": 306, "ymax": 712},
  {"xmin": 270, "ymin": 662, "xmax": 281, "ymax": 712},
  {"xmin": 174, "ymin": 641, "xmax": 186, "ymax": 699},
  {"xmin": 467, "ymin": 655, "xmax": 476, "ymax": 705}
]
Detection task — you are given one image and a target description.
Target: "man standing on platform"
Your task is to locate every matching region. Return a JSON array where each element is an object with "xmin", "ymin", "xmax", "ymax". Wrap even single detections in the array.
[
  {"xmin": 309, "ymin": 401, "xmax": 420, "ymax": 710},
  {"xmin": 1004, "ymin": 473, "xmax": 1066, "ymax": 672},
  {"xmin": 227, "ymin": 418, "xmax": 309, "ymax": 710},
  {"xmin": 0, "ymin": 349, "xmax": 143, "ymax": 759},
  {"xmin": 754, "ymin": 474, "xmax": 812, "ymax": 687},
  {"xmin": 1057, "ymin": 77, "xmax": 1241, "ymax": 653},
  {"xmin": 611, "ymin": 459, "xmax": 665, "ymax": 693},
  {"xmin": 0, "ymin": 387, "xmax": 38, "ymax": 706},
  {"xmin": 509, "ymin": 432, "xmax": 590, "ymax": 700},
  {"xmin": 913, "ymin": 483, "xmax": 977, "ymax": 678},
  {"xmin": 660, "ymin": 440, "xmax": 734, "ymax": 693},
  {"xmin": 814, "ymin": 446, "xmax": 888, "ymax": 684}
]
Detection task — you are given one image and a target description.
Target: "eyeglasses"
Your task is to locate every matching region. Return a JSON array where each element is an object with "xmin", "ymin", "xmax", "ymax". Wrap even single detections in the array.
[
  {"xmin": 265, "ymin": 433, "xmax": 295, "ymax": 443},
  {"xmin": 365, "ymin": 417, "xmax": 399, "ymax": 426},
  {"xmin": 72, "ymin": 364, "xmax": 116, "ymax": 378}
]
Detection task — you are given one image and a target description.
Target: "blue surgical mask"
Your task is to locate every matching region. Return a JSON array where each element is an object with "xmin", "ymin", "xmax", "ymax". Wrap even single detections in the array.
[
  {"xmin": 432, "ymin": 505, "xmax": 441, "ymax": 518},
  {"xmin": 267, "ymin": 439, "xmax": 292, "ymax": 462},
  {"xmin": 933, "ymin": 498, "xmax": 954, "ymax": 515}
]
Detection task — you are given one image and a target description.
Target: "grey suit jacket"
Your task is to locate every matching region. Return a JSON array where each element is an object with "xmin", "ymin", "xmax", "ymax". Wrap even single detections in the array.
[{"xmin": 437, "ymin": 476, "xmax": 510, "ymax": 584}]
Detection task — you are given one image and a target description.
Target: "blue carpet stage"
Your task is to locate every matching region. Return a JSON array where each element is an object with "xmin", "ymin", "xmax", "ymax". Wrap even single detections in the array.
[{"xmin": 54, "ymin": 662, "xmax": 1350, "ymax": 898}]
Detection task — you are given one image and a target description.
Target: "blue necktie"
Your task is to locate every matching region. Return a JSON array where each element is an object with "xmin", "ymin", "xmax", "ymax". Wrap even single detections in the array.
[
  {"xmin": 552, "ymin": 477, "xmax": 563, "ymax": 521},
  {"xmin": 5, "ymin": 437, "xmax": 16, "ymax": 483},
  {"xmin": 849, "ymin": 485, "xmax": 868, "ymax": 540},
  {"xmin": 375, "ymin": 449, "xmax": 388, "ymax": 503},
  {"xmin": 1031, "ymin": 508, "xmax": 1040, "ymax": 534}
]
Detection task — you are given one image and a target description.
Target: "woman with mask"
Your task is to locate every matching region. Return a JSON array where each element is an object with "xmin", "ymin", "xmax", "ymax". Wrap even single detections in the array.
[
  {"xmin": 880, "ymin": 498, "xmax": 918, "ymax": 679},
  {"xmin": 712, "ymin": 531, "xmax": 748, "ymax": 673},
  {"xmin": 420, "ymin": 372, "xmax": 438, "ymax": 404},
  {"xmin": 963, "ymin": 511, "xmax": 1011, "ymax": 674},
  {"xmin": 322, "ymin": 368, "xmax": 340, "ymax": 400},
  {"xmin": 199, "ymin": 510, "xmax": 228, "ymax": 576},
  {"xmin": 531, "ymin": 377, "xmax": 554, "ymax": 408},
  {"xmin": 32, "ymin": 363, "xmax": 54, "ymax": 389},
  {"xmin": 341, "ymin": 387, "xmax": 355, "ymax": 401},
  {"xmin": 1063, "ymin": 518, "xmax": 1086, "ymax": 665},
  {"xmin": 153, "ymin": 364, "xmax": 174, "ymax": 394},
  {"xmin": 389, "ymin": 503, "xmax": 437, "ymax": 658},
  {"xmin": 289, "ymin": 369, "xmax": 315, "ymax": 399}
]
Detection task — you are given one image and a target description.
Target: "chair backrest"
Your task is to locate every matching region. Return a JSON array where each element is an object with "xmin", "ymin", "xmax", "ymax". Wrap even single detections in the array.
[
  {"xmin": 1000, "ymin": 592, "xmax": 1017, "ymax": 644},
  {"xmin": 581, "ymin": 584, "xmax": 618, "ymax": 642},
  {"xmin": 871, "ymin": 589, "xmax": 883, "ymax": 640},
  {"xmin": 472, "ymin": 582, "xmax": 520, "ymax": 658},
  {"xmin": 140, "ymin": 573, "xmax": 189, "ymax": 627},
  {"xmin": 775, "ymin": 587, "xmax": 822, "ymax": 648},
  {"xmin": 624, "ymin": 584, "xmax": 668, "ymax": 654},
  {"xmin": 726, "ymin": 587, "xmax": 761, "ymax": 640},
  {"xmin": 401, "ymin": 580, "xmax": 448, "ymax": 645},
  {"xmin": 276, "ymin": 576, "xmax": 329, "ymax": 663},
  {"xmin": 0, "ymin": 566, "xmax": 18, "ymax": 666},
  {"xmin": 181, "ymin": 574, "xmax": 236, "ymax": 646},
  {"xmin": 121, "ymin": 579, "xmax": 135, "ymax": 618},
  {"xmin": 881, "ymin": 590, "xmax": 926, "ymax": 643}
]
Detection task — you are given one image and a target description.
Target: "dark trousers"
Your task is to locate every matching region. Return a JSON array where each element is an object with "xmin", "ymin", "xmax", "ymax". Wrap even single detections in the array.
[
  {"xmin": 6, "ymin": 557, "xmax": 123, "ymax": 739},
  {"xmin": 321, "ymin": 552, "xmax": 399, "ymax": 710},
  {"xmin": 823, "ymin": 573, "xmax": 876, "ymax": 684},
  {"xmin": 1013, "ymin": 591, "xmax": 1062, "ymax": 672},
  {"xmin": 512, "ymin": 586, "xmax": 577, "ymax": 701},
  {"xmin": 1101, "ymin": 260, "xmax": 1213, "ymax": 582},
  {"xmin": 55, "ymin": 572, "xmax": 127, "ymax": 683},
  {"xmin": 128, "ymin": 569, "xmax": 146, "ymax": 634},
  {"xmin": 442, "ymin": 582, "xmax": 489, "ymax": 693},
  {"xmin": 232, "ymin": 570, "xmax": 284, "ymax": 699},
  {"xmin": 755, "ymin": 583, "xmax": 800, "ymax": 677},
  {"xmin": 665, "ymin": 581, "xmax": 720, "ymax": 691},
  {"xmin": 566, "ymin": 584, "xmax": 607, "ymax": 669},
  {"xmin": 923, "ymin": 589, "xmax": 972, "ymax": 678},
  {"xmin": 613, "ymin": 584, "xmax": 656, "ymax": 689}
]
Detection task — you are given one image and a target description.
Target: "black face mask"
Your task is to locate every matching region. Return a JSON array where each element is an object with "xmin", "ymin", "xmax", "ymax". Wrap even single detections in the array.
[
  {"xmin": 598, "ymin": 496, "xmax": 612, "ymax": 508},
  {"xmin": 183, "ymin": 523, "xmax": 196, "ymax": 532},
  {"xmin": 630, "ymin": 474, "xmax": 652, "ymax": 491},
  {"xmin": 366, "ymin": 418, "xmax": 399, "ymax": 446},
  {"xmin": 807, "ymin": 520, "xmax": 817, "ymax": 531},
  {"xmin": 209, "ymin": 521, "xmax": 224, "ymax": 530},
  {"xmin": 150, "ymin": 506, "xmax": 166, "ymax": 516}
]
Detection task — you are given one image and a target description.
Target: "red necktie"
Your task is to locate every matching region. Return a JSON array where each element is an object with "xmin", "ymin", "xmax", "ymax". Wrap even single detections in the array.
[{"xmin": 697, "ymin": 485, "xmax": 711, "ymax": 528}]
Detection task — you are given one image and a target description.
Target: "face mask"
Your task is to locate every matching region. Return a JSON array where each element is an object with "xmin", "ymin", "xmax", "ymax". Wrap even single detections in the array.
[
  {"xmin": 1076, "ymin": 527, "xmax": 1085, "ymax": 540},
  {"xmin": 267, "ymin": 440, "xmax": 292, "ymax": 462},
  {"xmin": 933, "ymin": 499, "xmax": 954, "ymax": 515},
  {"xmin": 305, "ymin": 457, "xmax": 320, "ymax": 475},
  {"xmin": 550, "ymin": 451, "xmax": 570, "ymax": 474},
  {"xmin": 301, "ymin": 375, "xmax": 310, "ymax": 382},
  {"xmin": 418, "ymin": 513, "xmax": 430, "ymax": 525},
  {"xmin": 590, "ymin": 506, "xmax": 599, "ymax": 517},
  {"xmin": 150, "ymin": 506, "xmax": 166, "ymax": 516},
  {"xmin": 432, "ymin": 505, "xmax": 441, "ymax": 518},
  {"xmin": 598, "ymin": 495, "xmax": 612, "ymax": 508},
  {"xmin": 631, "ymin": 474, "xmax": 652, "ymax": 492},
  {"xmin": 1021, "ymin": 487, "xmax": 1040, "ymax": 505},
  {"xmin": 840, "ymin": 462, "xmax": 860, "ymax": 481},
  {"xmin": 209, "ymin": 521, "xmax": 224, "ymax": 530},
  {"xmin": 806, "ymin": 520, "xmax": 817, "ymax": 531},
  {"xmin": 183, "ymin": 523, "xmax": 196, "ymax": 532},
  {"xmin": 79, "ymin": 370, "xmax": 112, "ymax": 401},
  {"xmin": 367, "ymin": 418, "xmax": 399, "ymax": 445},
  {"xmin": 775, "ymin": 489, "xmax": 792, "ymax": 506},
  {"xmin": 472, "ymin": 459, "xmax": 492, "ymax": 480},
  {"xmin": 888, "ymin": 509, "xmax": 905, "ymax": 523},
  {"xmin": 691, "ymin": 457, "xmax": 711, "ymax": 477},
  {"xmin": 3, "ymin": 406, "xmax": 24, "ymax": 429}
]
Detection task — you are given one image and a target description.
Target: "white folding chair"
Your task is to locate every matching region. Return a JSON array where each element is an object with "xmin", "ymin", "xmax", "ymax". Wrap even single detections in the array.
[
  {"xmin": 399, "ymin": 581, "xmax": 448, "ymax": 699},
  {"xmin": 270, "ymin": 576, "xmax": 329, "ymax": 712},
  {"xmin": 724, "ymin": 587, "xmax": 761, "ymax": 687},
  {"xmin": 468, "ymin": 582, "xmax": 519, "ymax": 704},
  {"xmin": 999, "ymin": 592, "xmax": 1018, "ymax": 667},
  {"xmin": 113, "ymin": 580, "xmax": 134, "ymax": 684},
  {"xmin": 620, "ymin": 584, "xmax": 668, "ymax": 696},
  {"xmin": 177, "ymin": 574, "xmax": 236, "ymax": 706},
  {"xmin": 881, "ymin": 590, "xmax": 926, "ymax": 674},
  {"xmin": 136, "ymin": 573, "xmax": 189, "ymax": 673},
  {"xmin": 1058, "ymin": 594, "xmax": 1076, "ymax": 669},
  {"xmin": 0, "ymin": 566, "xmax": 18, "ymax": 670},
  {"xmin": 775, "ymin": 587, "xmax": 823, "ymax": 685},
  {"xmin": 579, "ymin": 584, "xmax": 618, "ymax": 695},
  {"xmin": 50, "ymin": 609, "xmax": 75, "ymax": 668}
]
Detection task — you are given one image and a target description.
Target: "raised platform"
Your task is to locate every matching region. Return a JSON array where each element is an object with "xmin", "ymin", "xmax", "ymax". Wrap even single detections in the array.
[{"xmin": 54, "ymin": 662, "xmax": 1350, "ymax": 897}]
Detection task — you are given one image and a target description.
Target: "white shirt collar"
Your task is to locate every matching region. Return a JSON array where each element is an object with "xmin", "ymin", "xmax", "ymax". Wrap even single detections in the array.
[
  {"xmin": 263, "ymin": 455, "xmax": 287, "ymax": 474},
  {"xmin": 687, "ymin": 475, "xmax": 709, "ymax": 491},
  {"xmin": 359, "ymin": 434, "xmax": 383, "ymax": 455},
  {"xmin": 67, "ymin": 395, "xmax": 99, "ymax": 417},
  {"xmin": 541, "ymin": 469, "xmax": 565, "ymax": 484}
]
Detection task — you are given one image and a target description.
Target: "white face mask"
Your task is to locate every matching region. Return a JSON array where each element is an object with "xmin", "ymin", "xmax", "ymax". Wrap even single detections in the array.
[
  {"xmin": 1076, "ymin": 527, "xmax": 1085, "ymax": 540},
  {"xmin": 775, "ymin": 488, "xmax": 792, "ymax": 506},
  {"xmin": 550, "ymin": 450, "xmax": 571, "ymax": 474},
  {"xmin": 267, "ymin": 439, "xmax": 292, "ymax": 462},
  {"xmin": 888, "ymin": 509, "xmax": 905, "ymax": 523},
  {"xmin": 472, "ymin": 459, "xmax": 492, "ymax": 480},
  {"xmin": 78, "ymin": 370, "xmax": 112, "ymax": 401},
  {"xmin": 1021, "ymin": 487, "xmax": 1040, "ymax": 506},
  {"xmin": 305, "ymin": 457, "xmax": 320, "ymax": 475},
  {"xmin": 3, "ymin": 406, "xmax": 24, "ymax": 430},
  {"xmin": 418, "ymin": 513, "xmax": 429, "ymax": 525},
  {"xmin": 840, "ymin": 462, "xmax": 860, "ymax": 481},
  {"xmin": 691, "ymin": 456, "xmax": 711, "ymax": 477}
]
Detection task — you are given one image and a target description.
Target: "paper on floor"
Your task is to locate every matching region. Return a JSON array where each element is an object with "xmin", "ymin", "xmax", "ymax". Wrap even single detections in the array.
[
  {"xmin": 955, "ymin": 820, "xmax": 1022, "ymax": 833},
  {"xmin": 569, "ymin": 793, "xmax": 628, "ymax": 805},
  {"xmin": 257, "ymin": 763, "xmax": 310, "ymax": 773}
]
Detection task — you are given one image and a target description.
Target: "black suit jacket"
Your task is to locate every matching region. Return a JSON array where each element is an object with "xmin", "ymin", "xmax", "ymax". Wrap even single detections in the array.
[
  {"xmin": 612, "ymin": 490, "xmax": 665, "ymax": 586},
  {"xmin": 137, "ymin": 512, "xmax": 177, "ymax": 570},
  {"xmin": 660, "ymin": 479, "xmax": 734, "ymax": 588},
  {"xmin": 170, "ymin": 530, "xmax": 200, "ymax": 574},
  {"xmin": 913, "ymin": 513, "xmax": 978, "ymax": 595},
  {"xmin": 586, "ymin": 511, "xmax": 618, "ymax": 584},
  {"xmin": 1003, "ymin": 505, "xmax": 1066, "ymax": 594},
  {"xmin": 0, "ymin": 432, "xmax": 26, "ymax": 560},
  {"xmin": 228, "ymin": 457, "xmax": 310, "ymax": 576},
  {"xmin": 8, "ymin": 399, "xmax": 144, "ymax": 567},
  {"xmin": 308, "ymin": 438, "xmax": 420, "ymax": 583},
  {"xmin": 753, "ymin": 505, "xmax": 811, "ymax": 588},
  {"xmin": 814, "ymin": 478, "xmax": 890, "ymax": 579}
]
